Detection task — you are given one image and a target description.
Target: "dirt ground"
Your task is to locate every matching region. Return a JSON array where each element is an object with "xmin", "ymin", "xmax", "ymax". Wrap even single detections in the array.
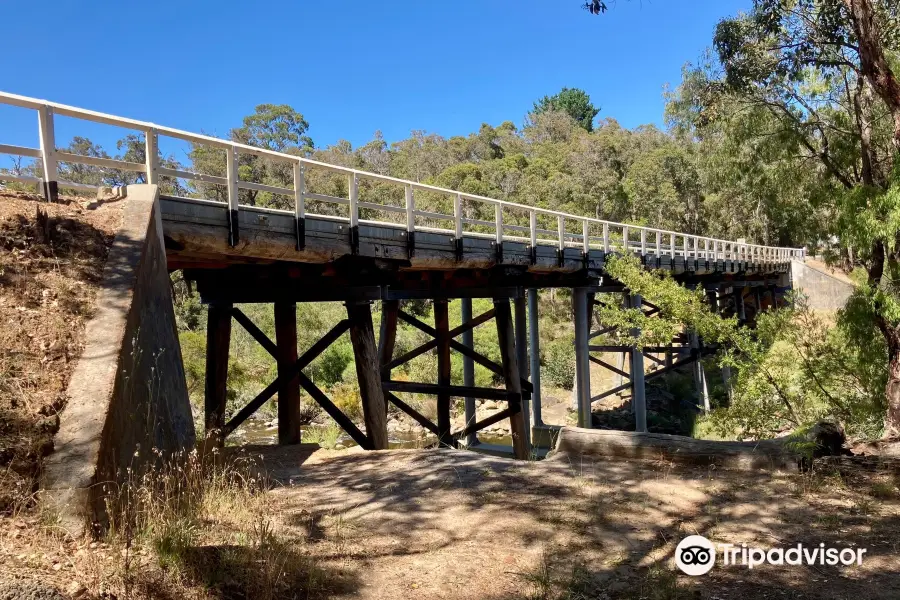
[
  {"xmin": 234, "ymin": 445, "xmax": 900, "ymax": 600},
  {"xmin": 0, "ymin": 190, "xmax": 121, "ymax": 515}
]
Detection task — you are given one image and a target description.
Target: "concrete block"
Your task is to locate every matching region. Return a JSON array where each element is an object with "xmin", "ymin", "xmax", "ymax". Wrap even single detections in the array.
[{"xmin": 42, "ymin": 184, "xmax": 195, "ymax": 535}]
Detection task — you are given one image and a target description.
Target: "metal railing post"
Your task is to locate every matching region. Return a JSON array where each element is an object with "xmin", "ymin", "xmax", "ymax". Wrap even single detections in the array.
[
  {"xmin": 557, "ymin": 215, "xmax": 565, "ymax": 265},
  {"xmin": 226, "ymin": 146, "xmax": 239, "ymax": 246},
  {"xmin": 37, "ymin": 105, "xmax": 57, "ymax": 202},
  {"xmin": 404, "ymin": 184, "xmax": 415, "ymax": 257},
  {"xmin": 529, "ymin": 210, "xmax": 538, "ymax": 264},
  {"xmin": 454, "ymin": 192, "xmax": 463, "ymax": 258},
  {"xmin": 293, "ymin": 162, "xmax": 305, "ymax": 250},
  {"xmin": 582, "ymin": 220, "xmax": 590, "ymax": 255},
  {"xmin": 145, "ymin": 128, "xmax": 158, "ymax": 185},
  {"xmin": 494, "ymin": 203, "xmax": 503, "ymax": 262},
  {"xmin": 349, "ymin": 173, "xmax": 359, "ymax": 254}
]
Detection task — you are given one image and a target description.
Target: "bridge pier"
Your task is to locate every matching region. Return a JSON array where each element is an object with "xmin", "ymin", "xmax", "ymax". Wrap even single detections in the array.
[
  {"xmin": 573, "ymin": 287, "xmax": 592, "ymax": 428},
  {"xmin": 275, "ymin": 301, "xmax": 302, "ymax": 445},
  {"xmin": 460, "ymin": 298, "xmax": 478, "ymax": 447},
  {"xmin": 514, "ymin": 296, "xmax": 531, "ymax": 449},
  {"xmin": 204, "ymin": 302, "xmax": 232, "ymax": 445},
  {"xmin": 628, "ymin": 293, "xmax": 647, "ymax": 433},
  {"xmin": 495, "ymin": 298, "xmax": 529, "ymax": 459},
  {"xmin": 527, "ymin": 289, "xmax": 542, "ymax": 427},
  {"xmin": 434, "ymin": 299, "xmax": 453, "ymax": 448},
  {"xmin": 347, "ymin": 300, "xmax": 389, "ymax": 450}
]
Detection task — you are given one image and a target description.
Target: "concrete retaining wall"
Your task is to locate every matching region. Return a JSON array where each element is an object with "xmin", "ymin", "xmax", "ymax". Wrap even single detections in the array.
[
  {"xmin": 790, "ymin": 260, "xmax": 855, "ymax": 311},
  {"xmin": 43, "ymin": 184, "xmax": 195, "ymax": 533}
]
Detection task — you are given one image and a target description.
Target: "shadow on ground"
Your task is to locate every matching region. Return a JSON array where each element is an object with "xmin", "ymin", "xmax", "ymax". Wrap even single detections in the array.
[{"xmin": 239, "ymin": 445, "xmax": 900, "ymax": 600}]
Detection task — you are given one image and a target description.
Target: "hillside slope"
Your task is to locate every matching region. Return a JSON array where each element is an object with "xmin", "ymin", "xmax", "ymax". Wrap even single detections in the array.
[{"xmin": 0, "ymin": 190, "xmax": 121, "ymax": 514}]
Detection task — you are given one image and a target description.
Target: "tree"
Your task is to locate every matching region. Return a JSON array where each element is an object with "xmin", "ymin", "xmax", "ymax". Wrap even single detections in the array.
[
  {"xmin": 600, "ymin": 255, "xmax": 886, "ymax": 439},
  {"xmin": 713, "ymin": 0, "xmax": 900, "ymax": 435},
  {"xmin": 189, "ymin": 104, "xmax": 312, "ymax": 208},
  {"xmin": 114, "ymin": 133, "xmax": 188, "ymax": 195},
  {"xmin": 583, "ymin": 0, "xmax": 900, "ymax": 434},
  {"xmin": 532, "ymin": 87, "xmax": 600, "ymax": 132}
]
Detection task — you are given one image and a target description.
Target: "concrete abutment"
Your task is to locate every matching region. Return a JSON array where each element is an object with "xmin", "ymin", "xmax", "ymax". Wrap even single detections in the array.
[{"xmin": 43, "ymin": 184, "xmax": 195, "ymax": 534}]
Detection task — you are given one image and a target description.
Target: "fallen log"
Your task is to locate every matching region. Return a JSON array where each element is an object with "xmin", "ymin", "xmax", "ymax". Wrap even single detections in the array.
[
  {"xmin": 813, "ymin": 455, "xmax": 900, "ymax": 475},
  {"xmin": 548, "ymin": 427, "xmax": 812, "ymax": 472}
]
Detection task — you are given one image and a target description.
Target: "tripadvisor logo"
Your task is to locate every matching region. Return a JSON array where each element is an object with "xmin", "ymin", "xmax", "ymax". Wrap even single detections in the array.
[
  {"xmin": 674, "ymin": 535, "xmax": 868, "ymax": 576},
  {"xmin": 675, "ymin": 535, "xmax": 716, "ymax": 576}
]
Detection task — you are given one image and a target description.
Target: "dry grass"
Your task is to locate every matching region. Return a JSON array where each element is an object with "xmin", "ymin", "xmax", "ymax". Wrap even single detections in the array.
[
  {"xmin": 0, "ymin": 190, "xmax": 120, "ymax": 516},
  {"xmin": 2, "ymin": 447, "xmax": 341, "ymax": 599}
]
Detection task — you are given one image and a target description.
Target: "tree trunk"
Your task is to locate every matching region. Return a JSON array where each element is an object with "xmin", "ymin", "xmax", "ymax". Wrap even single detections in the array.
[
  {"xmin": 885, "ymin": 338, "xmax": 900, "ymax": 436},
  {"xmin": 853, "ymin": 79, "xmax": 877, "ymax": 186},
  {"xmin": 844, "ymin": 0, "xmax": 900, "ymax": 150}
]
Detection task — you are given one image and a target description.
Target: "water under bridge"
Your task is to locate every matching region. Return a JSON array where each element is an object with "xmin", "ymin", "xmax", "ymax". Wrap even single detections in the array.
[{"xmin": 0, "ymin": 91, "xmax": 803, "ymax": 460}]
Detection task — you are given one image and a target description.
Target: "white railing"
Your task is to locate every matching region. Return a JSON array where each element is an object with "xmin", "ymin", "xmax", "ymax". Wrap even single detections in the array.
[{"xmin": 0, "ymin": 91, "xmax": 806, "ymax": 263}]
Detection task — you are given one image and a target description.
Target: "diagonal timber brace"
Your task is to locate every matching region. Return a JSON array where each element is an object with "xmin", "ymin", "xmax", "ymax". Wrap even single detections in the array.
[
  {"xmin": 378, "ymin": 298, "xmax": 528, "ymax": 457},
  {"xmin": 213, "ymin": 303, "xmax": 388, "ymax": 450}
]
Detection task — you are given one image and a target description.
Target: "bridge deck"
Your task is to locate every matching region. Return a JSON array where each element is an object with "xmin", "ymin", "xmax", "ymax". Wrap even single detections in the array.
[
  {"xmin": 0, "ymin": 90, "xmax": 803, "ymax": 291},
  {"xmin": 161, "ymin": 195, "xmax": 792, "ymax": 285}
]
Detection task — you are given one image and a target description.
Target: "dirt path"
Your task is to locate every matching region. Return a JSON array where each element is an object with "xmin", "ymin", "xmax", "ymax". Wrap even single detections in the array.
[{"xmin": 244, "ymin": 446, "xmax": 900, "ymax": 600}]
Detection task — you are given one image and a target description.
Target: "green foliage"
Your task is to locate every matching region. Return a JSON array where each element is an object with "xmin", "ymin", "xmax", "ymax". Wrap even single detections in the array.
[
  {"xmin": 188, "ymin": 104, "xmax": 312, "ymax": 209},
  {"xmin": 543, "ymin": 336, "xmax": 576, "ymax": 390},
  {"xmin": 330, "ymin": 382, "xmax": 363, "ymax": 423},
  {"xmin": 234, "ymin": 104, "xmax": 313, "ymax": 153},
  {"xmin": 532, "ymin": 87, "xmax": 600, "ymax": 132},
  {"xmin": 314, "ymin": 343, "xmax": 354, "ymax": 388},
  {"xmin": 303, "ymin": 423, "xmax": 344, "ymax": 449},
  {"xmin": 603, "ymin": 255, "xmax": 886, "ymax": 439}
]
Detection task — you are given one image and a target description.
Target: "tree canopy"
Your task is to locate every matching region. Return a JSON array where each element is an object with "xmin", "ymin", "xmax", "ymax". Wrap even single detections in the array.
[{"xmin": 532, "ymin": 87, "xmax": 601, "ymax": 132}]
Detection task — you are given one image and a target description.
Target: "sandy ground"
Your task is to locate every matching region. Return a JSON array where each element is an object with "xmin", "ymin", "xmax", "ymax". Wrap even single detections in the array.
[{"xmin": 235, "ymin": 445, "xmax": 900, "ymax": 600}]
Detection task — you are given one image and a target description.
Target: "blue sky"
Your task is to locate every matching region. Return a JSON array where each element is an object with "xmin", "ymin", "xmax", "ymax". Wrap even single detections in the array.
[{"xmin": 0, "ymin": 0, "xmax": 748, "ymax": 155}]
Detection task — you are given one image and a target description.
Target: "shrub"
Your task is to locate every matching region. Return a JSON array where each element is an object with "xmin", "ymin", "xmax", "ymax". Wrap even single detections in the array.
[
  {"xmin": 543, "ymin": 336, "xmax": 576, "ymax": 390},
  {"xmin": 312, "ymin": 341, "xmax": 354, "ymax": 387},
  {"xmin": 330, "ymin": 381, "xmax": 363, "ymax": 422},
  {"xmin": 303, "ymin": 423, "xmax": 344, "ymax": 449}
]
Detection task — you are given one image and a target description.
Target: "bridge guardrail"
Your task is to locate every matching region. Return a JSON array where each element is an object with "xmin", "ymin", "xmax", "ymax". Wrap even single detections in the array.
[{"xmin": 0, "ymin": 91, "xmax": 805, "ymax": 264}]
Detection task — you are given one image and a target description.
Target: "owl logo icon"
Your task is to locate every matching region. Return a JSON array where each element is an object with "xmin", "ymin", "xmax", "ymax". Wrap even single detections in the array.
[{"xmin": 675, "ymin": 535, "xmax": 716, "ymax": 576}]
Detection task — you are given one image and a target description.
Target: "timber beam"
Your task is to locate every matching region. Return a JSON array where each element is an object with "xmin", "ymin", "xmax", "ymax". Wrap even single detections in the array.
[{"xmin": 209, "ymin": 306, "xmax": 383, "ymax": 449}]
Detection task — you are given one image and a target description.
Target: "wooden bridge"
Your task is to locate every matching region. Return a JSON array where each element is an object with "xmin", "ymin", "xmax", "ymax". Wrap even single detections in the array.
[{"xmin": 0, "ymin": 91, "xmax": 803, "ymax": 459}]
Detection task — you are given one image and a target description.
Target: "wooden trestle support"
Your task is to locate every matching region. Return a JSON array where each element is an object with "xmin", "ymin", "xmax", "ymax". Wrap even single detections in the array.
[
  {"xmin": 197, "ymin": 255, "xmax": 789, "ymax": 457},
  {"xmin": 572, "ymin": 279, "xmax": 786, "ymax": 432},
  {"xmin": 204, "ymin": 301, "xmax": 381, "ymax": 450},
  {"xmin": 202, "ymin": 289, "xmax": 533, "ymax": 459}
]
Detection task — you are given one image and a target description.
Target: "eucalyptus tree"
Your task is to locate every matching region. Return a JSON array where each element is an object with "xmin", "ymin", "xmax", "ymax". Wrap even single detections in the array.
[
  {"xmin": 531, "ymin": 87, "xmax": 601, "ymax": 132},
  {"xmin": 189, "ymin": 104, "xmax": 313, "ymax": 209},
  {"xmin": 713, "ymin": 0, "xmax": 900, "ymax": 435}
]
